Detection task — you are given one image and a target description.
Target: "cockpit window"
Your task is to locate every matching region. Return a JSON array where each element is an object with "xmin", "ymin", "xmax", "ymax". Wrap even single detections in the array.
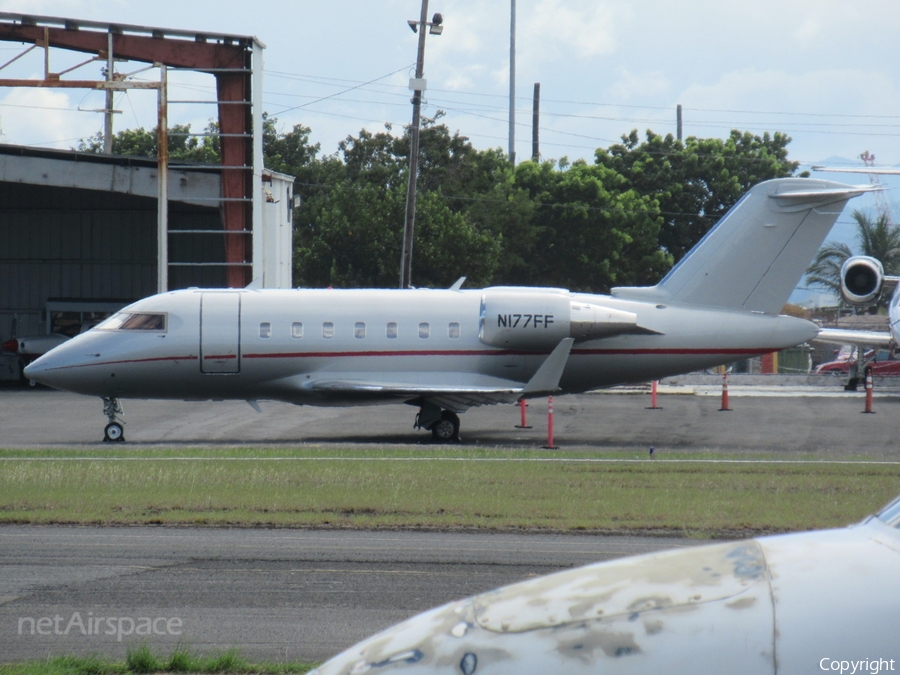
[
  {"xmin": 876, "ymin": 495, "xmax": 900, "ymax": 528},
  {"xmin": 95, "ymin": 312, "xmax": 167, "ymax": 332}
]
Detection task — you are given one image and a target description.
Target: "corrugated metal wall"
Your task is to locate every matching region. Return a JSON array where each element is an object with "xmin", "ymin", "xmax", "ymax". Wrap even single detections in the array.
[{"xmin": 0, "ymin": 181, "xmax": 223, "ymax": 339}]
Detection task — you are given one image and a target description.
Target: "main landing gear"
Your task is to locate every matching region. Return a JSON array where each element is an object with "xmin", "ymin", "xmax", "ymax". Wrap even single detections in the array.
[
  {"xmin": 414, "ymin": 401, "xmax": 460, "ymax": 443},
  {"xmin": 102, "ymin": 397, "xmax": 126, "ymax": 443}
]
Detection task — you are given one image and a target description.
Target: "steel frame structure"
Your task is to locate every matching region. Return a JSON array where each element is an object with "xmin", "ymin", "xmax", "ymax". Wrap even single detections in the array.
[{"xmin": 0, "ymin": 12, "xmax": 264, "ymax": 291}]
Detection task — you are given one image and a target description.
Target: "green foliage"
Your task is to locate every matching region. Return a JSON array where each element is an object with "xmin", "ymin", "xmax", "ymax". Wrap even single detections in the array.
[
  {"xmin": 0, "ymin": 647, "xmax": 318, "ymax": 675},
  {"xmin": 75, "ymin": 116, "xmax": 805, "ymax": 292},
  {"xmin": 124, "ymin": 645, "xmax": 161, "ymax": 674},
  {"xmin": 1, "ymin": 447, "xmax": 897, "ymax": 537},
  {"xmin": 76, "ymin": 122, "xmax": 220, "ymax": 164},
  {"xmin": 595, "ymin": 129, "xmax": 801, "ymax": 260},
  {"xmin": 293, "ymin": 122, "xmax": 506, "ymax": 288},
  {"xmin": 512, "ymin": 159, "xmax": 670, "ymax": 291},
  {"xmin": 806, "ymin": 209, "xmax": 900, "ymax": 309}
]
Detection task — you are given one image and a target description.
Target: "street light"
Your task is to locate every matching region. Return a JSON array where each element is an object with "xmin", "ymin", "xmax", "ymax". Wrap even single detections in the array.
[{"xmin": 400, "ymin": 2, "xmax": 443, "ymax": 289}]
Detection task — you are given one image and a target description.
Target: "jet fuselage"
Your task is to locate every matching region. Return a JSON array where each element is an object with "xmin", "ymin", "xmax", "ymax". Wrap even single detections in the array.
[{"xmin": 25, "ymin": 286, "xmax": 817, "ymax": 405}]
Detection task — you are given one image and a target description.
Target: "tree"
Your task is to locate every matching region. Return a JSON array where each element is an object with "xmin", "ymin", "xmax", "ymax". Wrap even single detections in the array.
[
  {"xmin": 76, "ymin": 122, "xmax": 220, "ymax": 163},
  {"xmin": 511, "ymin": 159, "xmax": 669, "ymax": 292},
  {"xmin": 806, "ymin": 209, "xmax": 900, "ymax": 310},
  {"xmin": 594, "ymin": 129, "xmax": 802, "ymax": 261},
  {"xmin": 293, "ymin": 121, "xmax": 511, "ymax": 289}
]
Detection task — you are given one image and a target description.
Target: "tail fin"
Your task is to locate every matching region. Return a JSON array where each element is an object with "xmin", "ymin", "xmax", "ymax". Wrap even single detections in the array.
[{"xmin": 612, "ymin": 178, "xmax": 873, "ymax": 314}]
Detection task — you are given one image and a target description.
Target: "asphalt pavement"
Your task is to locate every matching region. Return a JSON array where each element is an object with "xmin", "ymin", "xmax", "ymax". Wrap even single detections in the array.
[
  {"xmin": 2, "ymin": 379, "xmax": 899, "ymax": 663},
  {"xmin": 2, "ymin": 378, "xmax": 900, "ymax": 455},
  {"xmin": 0, "ymin": 527, "xmax": 712, "ymax": 663}
]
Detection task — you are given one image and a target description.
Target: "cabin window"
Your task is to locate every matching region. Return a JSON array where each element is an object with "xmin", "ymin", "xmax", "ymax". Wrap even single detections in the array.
[
  {"xmin": 95, "ymin": 312, "xmax": 166, "ymax": 332},
  {"xmin": 419, "ymin": 322, "xmax": 430, "ymax": 339},
  {"xmin": 355, "ymin": 322, "xmax": 366, "ymax": 339},
  {"xmin": 386, "ymin": 322, "xmax": 398, "ymax": 339},
  {"xmin": 259, "ymin": 322, "xmax": 271, "ymax": 338},
  {"xmin": 291, "ymin": 322, "xmax": 303, "ymax": 339},
  {"xmin": 448, "ymin": 322, "xmax": 460, "ymax": 339},
  {"xmin": 323, "ymin": 322, "xmax": 335, "ymax": 339}
]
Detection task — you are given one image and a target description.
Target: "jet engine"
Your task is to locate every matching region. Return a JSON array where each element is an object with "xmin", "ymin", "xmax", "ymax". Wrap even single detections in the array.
[
  {"xmin": 479, "ymin": 290, "xmax": 639, "ymax": 349},
  {"xmin": 840, "ymin": 256, "xmax": 884, "ymax": 306}
]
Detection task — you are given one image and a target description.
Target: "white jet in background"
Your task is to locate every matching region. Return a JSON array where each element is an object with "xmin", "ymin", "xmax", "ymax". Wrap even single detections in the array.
[{"xmin": 815, "ymin": 255, "xmax": 900, "ymax": 387}]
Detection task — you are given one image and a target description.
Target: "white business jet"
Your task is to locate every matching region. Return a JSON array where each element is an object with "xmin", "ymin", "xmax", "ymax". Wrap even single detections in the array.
[{"xmin": 24, "ymin": 178, "xmax": 870, "ymax": 442}]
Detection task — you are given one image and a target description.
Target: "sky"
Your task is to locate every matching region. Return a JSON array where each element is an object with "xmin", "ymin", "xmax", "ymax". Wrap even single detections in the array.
[{"xmin": 1, "ymin": 0, "xmax": 899, "ymax": 302}]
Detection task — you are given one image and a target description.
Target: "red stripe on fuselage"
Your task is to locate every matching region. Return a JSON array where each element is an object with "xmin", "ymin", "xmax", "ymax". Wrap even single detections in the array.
[
  {"xmin": 46, "ymin": 347, "xmax": 773, "ymax": 371},
  {"xmin": 45, "ymin": 355, "xmax": 199, "ymax": 371},
  {"xmin": 243, "ymin": 347, "xmax": 771, "ymax": 359}
]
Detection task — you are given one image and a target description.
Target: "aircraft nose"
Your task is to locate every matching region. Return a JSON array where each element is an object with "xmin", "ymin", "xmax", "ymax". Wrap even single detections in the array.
[
  {"xmin": 2, "ymin": 338, "xmax": 18, "ymax": 353},
  {"xmin": 22, "ymin": 340, "xmax": 98, "ymax": 391},
  {"xmin": 22, "ymin": 351, "xmax": 61, "ymax": 386}
]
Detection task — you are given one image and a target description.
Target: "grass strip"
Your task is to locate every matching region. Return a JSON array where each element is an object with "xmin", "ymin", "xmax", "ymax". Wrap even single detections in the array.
[
  {"xmin": 1, "ymin": 447, "xmax": 898, "ymax": 537},
  {"xmin": 0, "ymin": 645, "xmax": 317, "ymax": 674}
]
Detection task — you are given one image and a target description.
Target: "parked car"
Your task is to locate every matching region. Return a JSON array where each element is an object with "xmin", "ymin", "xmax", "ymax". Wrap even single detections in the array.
[{"xmin": 815, "ymin": 346, "xmax": 900, "ymax": 376}]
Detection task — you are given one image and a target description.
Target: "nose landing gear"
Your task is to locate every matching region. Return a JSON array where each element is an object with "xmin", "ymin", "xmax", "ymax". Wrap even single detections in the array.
[{"xmin": 102, "ymin": 397, "xmax": 125, "ymax": 442}]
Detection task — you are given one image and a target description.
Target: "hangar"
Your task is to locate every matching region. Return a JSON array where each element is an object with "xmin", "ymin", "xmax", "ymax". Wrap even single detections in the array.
[{"xmin": 0, "ymin": 13, "xmax": 294, "ymax": 379}]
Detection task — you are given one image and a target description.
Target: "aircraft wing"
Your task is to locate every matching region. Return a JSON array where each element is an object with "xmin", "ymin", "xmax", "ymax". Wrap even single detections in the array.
[
  {"xmin": 307, "ymin": 379, "xmax": 530, "ymax": 411},
  {"xmin": 305, "ymin": 338, "xmax": 575, "ymax": 413},
  {"xmin": 814, "ymin": 328, "xmax": 894, "ymax": 349}
]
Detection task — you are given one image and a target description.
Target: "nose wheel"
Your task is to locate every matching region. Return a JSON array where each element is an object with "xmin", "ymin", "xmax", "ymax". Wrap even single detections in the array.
[
  {"xmin": 102, "ymin": 397, "xmax": 126, "ymax": 442},
  {"xmin": 104, "ymin": 422, "xmax": 125, "ymax": 442}
]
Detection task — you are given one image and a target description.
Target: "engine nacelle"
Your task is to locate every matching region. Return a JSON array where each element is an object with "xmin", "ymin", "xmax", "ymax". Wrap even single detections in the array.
[
  {"xmin": 841, "ymin": 256, "xmax": 884, "ymax": 306},
  {"xmin": 479, "ymin": 290, "xmax": 639, "ymax": 349},
  {"xmin": 479, "ymin": 290, "xmax": 571, "ymax": 349}
]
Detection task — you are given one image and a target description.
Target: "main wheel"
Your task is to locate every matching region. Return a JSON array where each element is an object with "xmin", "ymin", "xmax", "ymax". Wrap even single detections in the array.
[
  {"xmin": 104, "ymin": 422, "xmax": 125, "ymax": 443},
  {"xmin": 431, "ymin": 411, "xmax": 460, "ymax": 443}
]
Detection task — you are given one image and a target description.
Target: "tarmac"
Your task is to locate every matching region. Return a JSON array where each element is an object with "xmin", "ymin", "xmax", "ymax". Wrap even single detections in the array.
[
  {"xmin": 2, "ymin": 375, "xmax": 899, "ymax": 662},
  {"xmin": 1, "ymin": 374, "xmax": 899, "ymax": 456}
]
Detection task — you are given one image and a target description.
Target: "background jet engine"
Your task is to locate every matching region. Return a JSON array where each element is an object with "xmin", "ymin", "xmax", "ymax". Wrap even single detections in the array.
[{"xmin": 840, "ymin": 255, "xmax": 884, "ymax": 306}]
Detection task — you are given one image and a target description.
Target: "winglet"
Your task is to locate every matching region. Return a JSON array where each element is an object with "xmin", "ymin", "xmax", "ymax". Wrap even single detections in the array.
[
  {"xmin": 522, "ymin": 337, "xmax": 574, "ymax": 396},
  {"xmin": 449, "ymin": 277, "xmax": 467, "ymax": 291}
]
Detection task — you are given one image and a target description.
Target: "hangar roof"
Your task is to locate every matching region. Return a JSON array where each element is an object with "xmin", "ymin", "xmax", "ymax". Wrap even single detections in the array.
[{"xmin": 0, "ymin": 143, "xmax": 220, "ymax": 207}]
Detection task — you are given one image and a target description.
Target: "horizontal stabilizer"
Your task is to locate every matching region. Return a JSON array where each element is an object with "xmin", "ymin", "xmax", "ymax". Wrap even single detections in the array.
[
  {"xmin": 814, "ymin": 328, "xmax": 894, "ymax": 349},
  {"xmin": 813, "ymin": 165, "xmax": 900, "ymax": 176}
]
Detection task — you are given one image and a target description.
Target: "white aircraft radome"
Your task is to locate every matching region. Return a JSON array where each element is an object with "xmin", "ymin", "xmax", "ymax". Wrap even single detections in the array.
[
  {"xmin": 309, "ymin": 494, "xmax": 900, "ymax": 674},
  {"xmin": 24, "ymin": 178, "xmax": 871, "ymax": 442}
]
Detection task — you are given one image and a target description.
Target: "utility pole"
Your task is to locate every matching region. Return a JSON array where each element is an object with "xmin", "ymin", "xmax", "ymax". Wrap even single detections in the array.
[
  {"xmin": 508, "ymin": 0, "xmax": 516, "ymax": 164},
  {"xmin": 400, "ymin": 1, "xmax": 443, "ymax": 289},
  {"xmin": 676, "ymin": 103, "xmax": 683, "ymax": 142},
  {"xmin": 103, "ymin": 33, "xmax": 114, "ymax": 153},
  {"xmin": 532, "ymin": 82, "xmax": 540, "ymax": 161}
]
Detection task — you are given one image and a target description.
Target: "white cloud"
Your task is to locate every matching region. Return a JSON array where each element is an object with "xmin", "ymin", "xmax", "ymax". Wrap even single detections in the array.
[
  {"xmin": 516, "ymin": 0, "xmax": 627, "ymax": 71},
  {"xmin": 0, "ymin": 88, "xmax": 101, "ymax": 148},
  {"xmin": 443, "ymin": 65, "xmax": 486, "ymax": 91},
  {"xmin": 793, "ymin": 18, "xmax": 822, "ymax": 46},
  {"xmin": 607, "ymin": 69, "xmax": 671, "ymax": 103},
  {"xmin": 677, "ymin": 68, "xmax": 900, "ymax": 164}
]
